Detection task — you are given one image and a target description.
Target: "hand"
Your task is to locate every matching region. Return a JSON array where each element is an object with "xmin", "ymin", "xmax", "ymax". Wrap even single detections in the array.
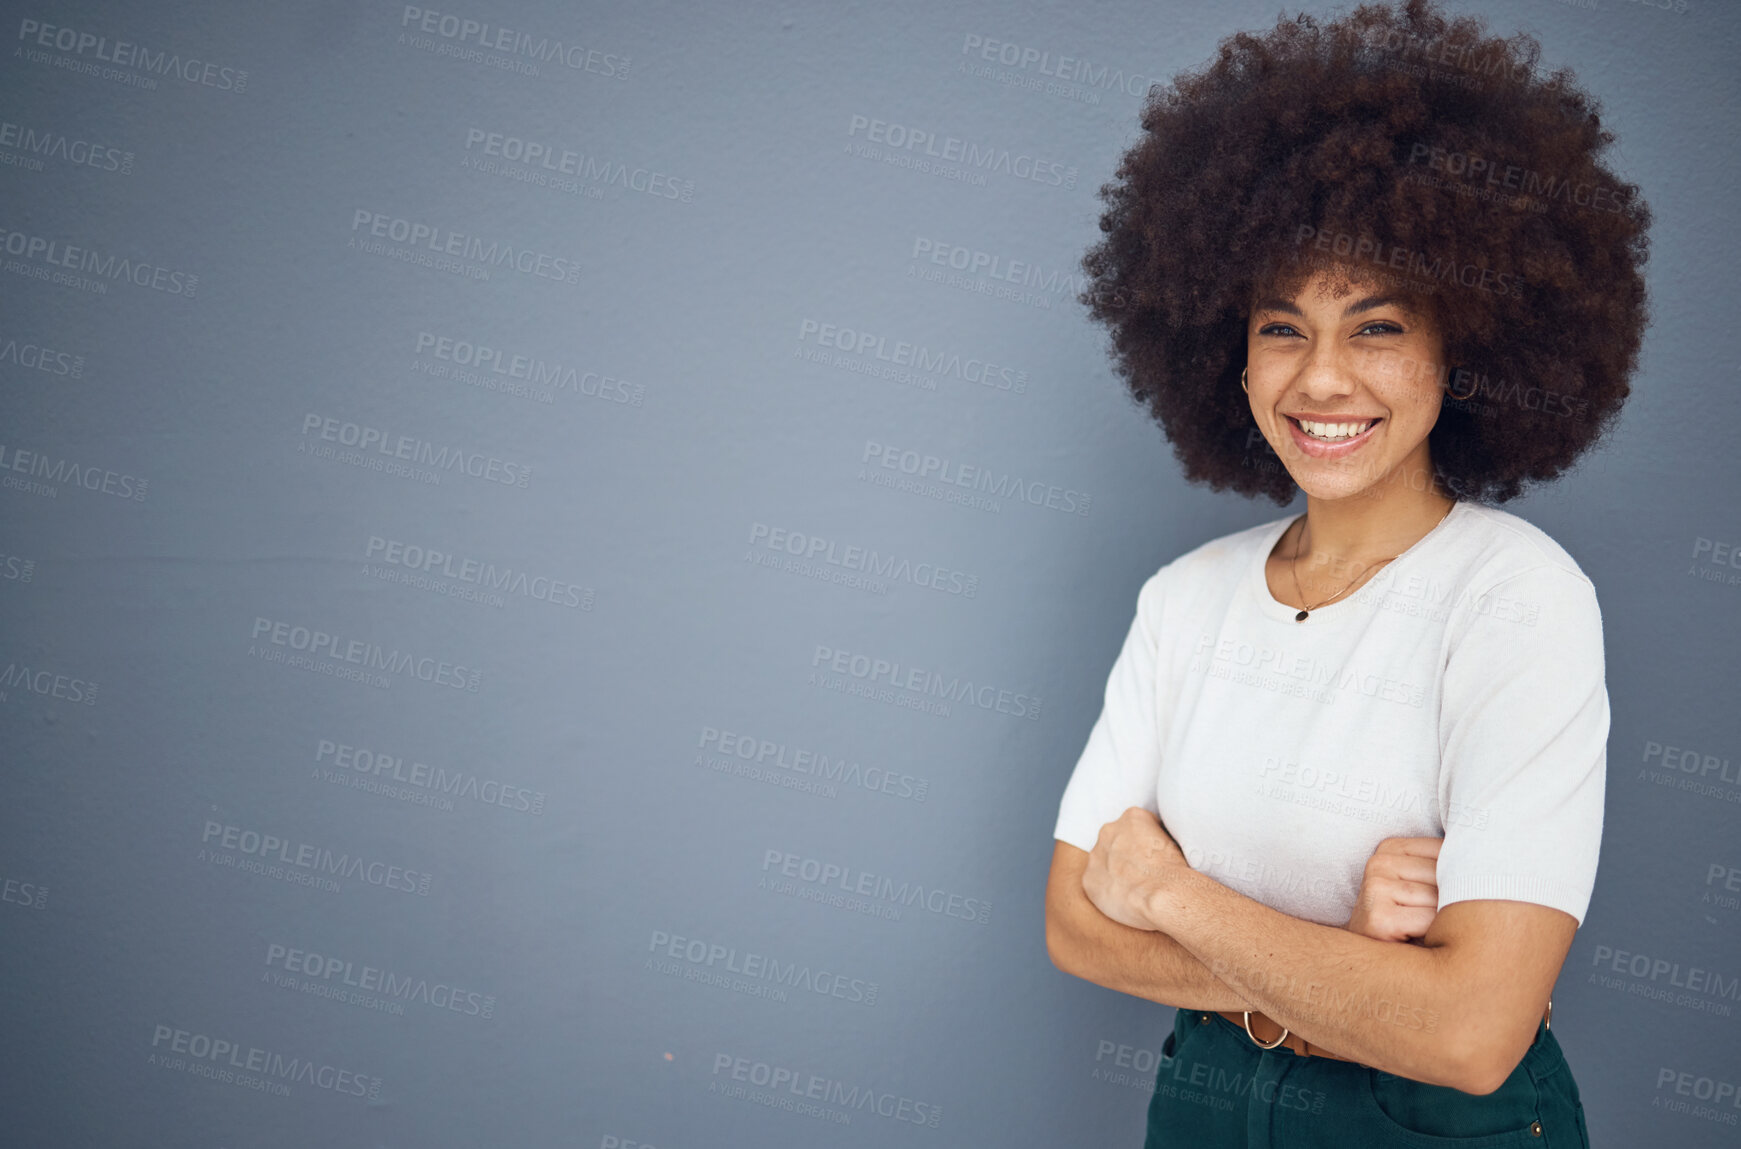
[
  {"xmin": 1345, "ymin": 836, "xmax": 1443, "ymax": 943},
  {"xmin": 1081, "ymin": 807, "xmax": 1188, "ymax": 932}
]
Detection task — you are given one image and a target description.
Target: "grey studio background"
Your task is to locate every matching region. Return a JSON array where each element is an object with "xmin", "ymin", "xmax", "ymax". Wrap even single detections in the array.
[{"xmin": 0, "ymin": 0, "xmax": 1736, "ymax": 1146}]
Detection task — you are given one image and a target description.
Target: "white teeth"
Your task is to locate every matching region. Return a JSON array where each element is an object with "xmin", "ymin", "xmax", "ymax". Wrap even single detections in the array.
[{"xmin": 1297, "ymin": 418, "xmax": 1374, "ymax": 441}]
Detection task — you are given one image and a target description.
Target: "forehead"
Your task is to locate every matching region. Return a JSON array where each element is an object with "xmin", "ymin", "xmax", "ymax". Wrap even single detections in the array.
[{"xmin": 1252, "ymin": 266, "xmax": 1433, "ymax": 321}]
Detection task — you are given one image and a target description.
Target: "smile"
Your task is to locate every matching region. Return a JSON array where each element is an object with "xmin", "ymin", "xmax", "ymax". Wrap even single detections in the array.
[
  {"xmin": 1292, "ymin": 416, "xmax": 1376, "ymax": 440},
  {"xmin": 1285, "ymin": 415, "xmax": 1383, "ymax": 457}
]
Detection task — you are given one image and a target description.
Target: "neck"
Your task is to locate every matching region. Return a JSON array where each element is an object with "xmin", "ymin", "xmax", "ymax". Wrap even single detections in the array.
[{"xmin": 1294, "ymin": 468, "xmax": 1456, "ymax": 570}]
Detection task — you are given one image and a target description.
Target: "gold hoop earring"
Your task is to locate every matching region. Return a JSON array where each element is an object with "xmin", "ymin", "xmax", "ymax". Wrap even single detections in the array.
[
  {"xmin": 1446, "ymin": 366, "xmax": 1477, "ymax": 401},
  {"xmin": 1240, "ymin": 367, "xmax": 1249, "ymax": 394}
]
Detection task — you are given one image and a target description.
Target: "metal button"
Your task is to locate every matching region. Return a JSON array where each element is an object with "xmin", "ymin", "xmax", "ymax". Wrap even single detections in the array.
[
  {"xmin": 1199, "ymin": 1013, "xmax": 1212, "ymax": 1024},
  {"xmin": 1530, "ymin": 1120, "xmax": 1542, "ymax": 1136}
]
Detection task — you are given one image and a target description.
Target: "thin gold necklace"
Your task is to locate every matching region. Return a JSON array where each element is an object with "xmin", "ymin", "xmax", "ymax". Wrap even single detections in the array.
[{"xmin": 1287, "ymin": 501, "xmax": 1455, "ymax": 622}]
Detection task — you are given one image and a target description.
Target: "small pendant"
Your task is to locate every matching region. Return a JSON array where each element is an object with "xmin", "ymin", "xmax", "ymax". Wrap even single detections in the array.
[{"xmin": 1295, "ymin": 609, "xmax": 1309, "ymax": 622}]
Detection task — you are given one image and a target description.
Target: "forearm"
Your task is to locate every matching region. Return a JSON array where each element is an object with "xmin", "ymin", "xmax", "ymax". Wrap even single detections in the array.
[
  {"xmin": 1051, "ymin": 880, "xmax": 1256, "ymax": 1011},
  {"xmin": 1151, "ymin": 869, "xmax": 1474, "ymax": 1088}
]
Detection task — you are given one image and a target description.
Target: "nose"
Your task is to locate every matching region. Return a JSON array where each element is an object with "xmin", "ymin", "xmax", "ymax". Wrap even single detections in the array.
[{"xmin": 1293, "ymin": 340, "xmax": 1357, "ymax": 404}]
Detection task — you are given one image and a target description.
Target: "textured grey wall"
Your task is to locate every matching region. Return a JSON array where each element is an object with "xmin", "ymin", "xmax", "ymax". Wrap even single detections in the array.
[{"xmin": 1, "ymin": 0, "xmax": 1737, "ymax": 1146}]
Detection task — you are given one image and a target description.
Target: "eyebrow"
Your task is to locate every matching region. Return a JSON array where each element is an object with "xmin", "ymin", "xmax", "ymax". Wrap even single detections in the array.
[{"xmin": 1254, "ymin": 294, "xmax": 1405, "ymax": 318}]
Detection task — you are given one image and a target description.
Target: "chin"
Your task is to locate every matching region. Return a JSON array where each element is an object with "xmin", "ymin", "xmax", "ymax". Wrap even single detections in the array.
[{"xmin": 1288, "ymin": 473, "xmax": 1403, "ymax": 505}]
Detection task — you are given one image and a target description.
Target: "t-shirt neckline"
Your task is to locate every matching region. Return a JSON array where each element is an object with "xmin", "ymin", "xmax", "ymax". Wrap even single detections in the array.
[{"xmin": 1247, "ymin": 500, "xmax": 1470, "ymax": 623}]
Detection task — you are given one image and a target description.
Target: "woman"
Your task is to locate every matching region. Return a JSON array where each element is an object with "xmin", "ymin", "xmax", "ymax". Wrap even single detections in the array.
[{"xmin": 1044, "ymin": 1, "xmax": 1650, "ymax": 1145}]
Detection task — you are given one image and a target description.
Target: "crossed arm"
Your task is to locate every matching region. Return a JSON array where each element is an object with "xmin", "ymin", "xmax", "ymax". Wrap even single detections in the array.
[{"xmin": 1044, "ymin": 809, "xmax": 1577, "ymax": 1095}]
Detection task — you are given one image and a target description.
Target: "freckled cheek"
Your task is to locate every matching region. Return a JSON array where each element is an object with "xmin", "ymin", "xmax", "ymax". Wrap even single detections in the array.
[
  {"xmin": 1367, "ymin": 380, "xmax": 1441, "ymax": 428},
  {"xmin": 1381, "ymin": 414, "xmax": 1440, "ymax": 461},
  {"xmin": 1368, "ymin": 342, "xmax": 1442, "ymax": 387}
]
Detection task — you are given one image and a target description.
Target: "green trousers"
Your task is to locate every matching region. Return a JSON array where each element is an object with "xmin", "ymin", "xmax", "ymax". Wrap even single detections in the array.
[{"xmin": 1144, "ymin": 1007, "xmax": 1591, "ymax": 1147}]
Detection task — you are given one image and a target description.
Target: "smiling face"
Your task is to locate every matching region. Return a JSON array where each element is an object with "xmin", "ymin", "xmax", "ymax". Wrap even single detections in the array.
[{"xmin": 1245, "ymin": 268, "xmax": 1450, "ymax": 504}]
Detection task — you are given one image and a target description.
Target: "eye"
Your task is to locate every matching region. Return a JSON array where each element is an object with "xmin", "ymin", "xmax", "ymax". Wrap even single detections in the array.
[
  {"xmin": 1356, "ymin": 320, "xmax": 1405, "ymax": 336},
  {"xmin": 1257, "ymin": 322, "xmax": 1302, "ymax": 337}
]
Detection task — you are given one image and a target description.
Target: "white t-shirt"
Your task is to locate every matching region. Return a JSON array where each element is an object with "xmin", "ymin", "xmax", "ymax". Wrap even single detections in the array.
[{"xmin": 1053, "ymin": 500, "xmax": 1608, "ymax": 928}]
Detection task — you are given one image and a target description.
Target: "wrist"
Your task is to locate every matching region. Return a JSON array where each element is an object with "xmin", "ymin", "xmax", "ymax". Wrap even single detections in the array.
[{"xmin": 1139, "ymin": 863, "xmax": 1196, "ymax": 933}]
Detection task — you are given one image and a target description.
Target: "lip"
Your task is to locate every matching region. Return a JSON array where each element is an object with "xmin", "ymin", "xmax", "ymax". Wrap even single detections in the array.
[{"xmin": 1285, "ymin": 415, "xmax": 1383, "ymax": 459}]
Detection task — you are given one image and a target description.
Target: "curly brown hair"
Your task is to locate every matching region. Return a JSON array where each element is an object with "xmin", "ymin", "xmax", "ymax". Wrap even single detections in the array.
[{"xmin": 1078, "ymin": 0, "xmax": 1651, "ymax": 505}]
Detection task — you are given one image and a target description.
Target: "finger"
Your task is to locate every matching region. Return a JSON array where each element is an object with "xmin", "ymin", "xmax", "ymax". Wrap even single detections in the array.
[
  {"xmin": 1357, "ymin": 903, "xmax": 1437, "ymax": 943},
  {"xmin": 1374, "ymin": 878, "xmax": 1439, "ymax": 907},
  {"xmin": 1390, "ymin": 905, "xmax": 1438, "ymax": 938},
  {"xmin": 1381, "ymin": 855, "xmax": 1441, "ymax": 886},
  {"xmin": 1374, "ymin": 836, "xmax": 1443, "ymax": 859},
  {"xmin": 1363, "ymin": 857, "xmax": 1436, "ymax": 892}
]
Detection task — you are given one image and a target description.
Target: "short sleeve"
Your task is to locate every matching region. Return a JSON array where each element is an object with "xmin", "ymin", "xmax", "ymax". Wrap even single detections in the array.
[
  {"xmin": 1053, "ymin": 569, "xmax": 1169, "ymax": 854},
  {"xmin": 1435, "ymin": 564, "xmax": 1609, "ymax": 926}
]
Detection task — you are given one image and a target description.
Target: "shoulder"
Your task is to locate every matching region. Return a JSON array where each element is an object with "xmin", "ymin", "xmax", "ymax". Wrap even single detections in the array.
[
  {"xmin": 1442, "ymin": 504, "xmax": 1605, "ymax": 644},
  {"xmin": 1445, "ymin": 502, "xmax": 1598, "ymax": 596},
  {"xmin": 1137, "ymin": 513, "xmax": 1291, "ymax": 605}
]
